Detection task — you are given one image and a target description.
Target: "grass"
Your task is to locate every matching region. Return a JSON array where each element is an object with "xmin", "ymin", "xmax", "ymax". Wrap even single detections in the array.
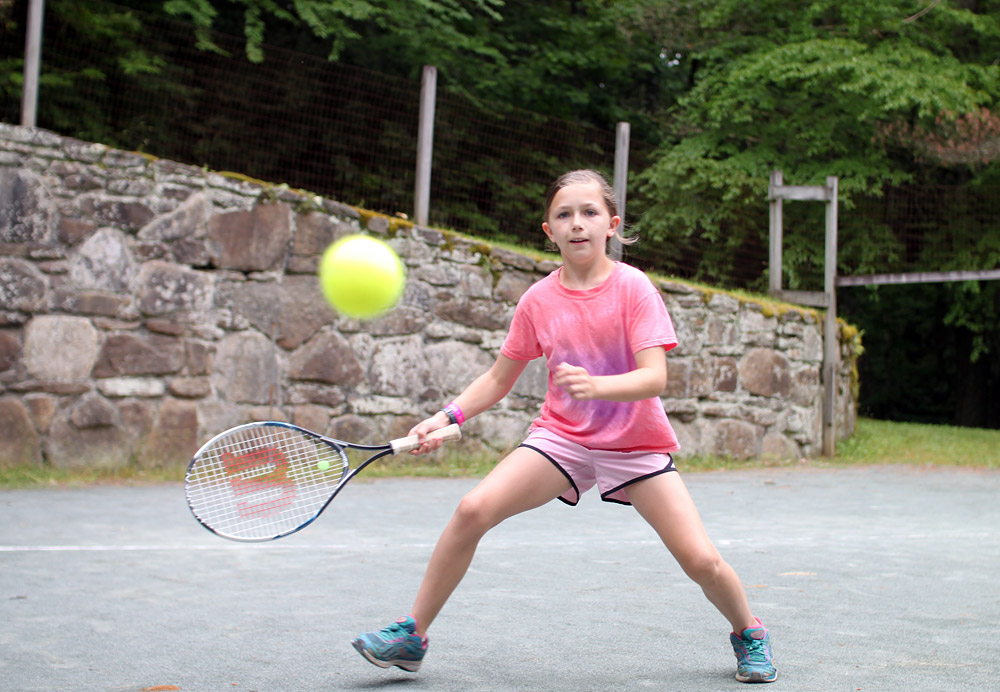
[
  {"xmin": 0, "ymin": 464, "xmax": 188, "ymax": 489},
  {"xmin": 678, "ymin": 417, "xmax": 1000, "ymax": 472},
  {"xmin": 834, "ymin": 417, "xmax": 1000, "ymax": 468},
  {"xmin": 1, "ymin": 418, "xmax": 997, "ymax": 489}
]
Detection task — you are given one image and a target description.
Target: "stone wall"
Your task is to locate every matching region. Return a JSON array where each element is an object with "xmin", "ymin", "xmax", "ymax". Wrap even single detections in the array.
[{"xmin": 0, "ymin": 123, "xmax": 857, "ymax": 469}]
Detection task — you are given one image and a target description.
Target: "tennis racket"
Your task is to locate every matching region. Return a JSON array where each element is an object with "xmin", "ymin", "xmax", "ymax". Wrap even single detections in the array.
[{"xmin": 185, "ymin": 422, "xmax": 461, "ymax": 542}]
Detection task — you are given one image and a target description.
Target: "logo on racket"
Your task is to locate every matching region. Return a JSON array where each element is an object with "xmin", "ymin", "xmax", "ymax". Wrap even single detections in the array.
[{"xmin": 222, "ymin": 446, "xmax": 296, "ymax": 518}]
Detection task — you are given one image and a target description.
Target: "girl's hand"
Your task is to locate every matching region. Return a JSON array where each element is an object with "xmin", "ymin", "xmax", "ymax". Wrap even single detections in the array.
[
  {"xmin": 407, "ymin": 411, "xmax": 452, "ymax": 455},
  {"xmin": 554, "ymin": 362, "xmax": 597, "ymax": 400}
]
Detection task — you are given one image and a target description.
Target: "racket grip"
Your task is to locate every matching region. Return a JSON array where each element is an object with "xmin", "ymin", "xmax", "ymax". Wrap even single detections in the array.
[{"xmin": 391, "ymin": 423, "xmax": 462, "ymax": 454}]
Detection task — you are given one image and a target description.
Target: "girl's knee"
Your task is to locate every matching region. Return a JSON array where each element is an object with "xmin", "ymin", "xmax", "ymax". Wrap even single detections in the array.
[
  {"xmin": 452, "ymin": 491, "xmax": 499, "ymax": 534},
  {"xmin": 679, "ymin": 550, "xmax": 724, "ymax": 585}
]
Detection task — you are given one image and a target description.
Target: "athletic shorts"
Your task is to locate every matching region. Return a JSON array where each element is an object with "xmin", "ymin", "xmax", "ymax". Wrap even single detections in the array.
[{"xmin": 519, "ymin": 427, "xmax": 676, "ymax": 506}]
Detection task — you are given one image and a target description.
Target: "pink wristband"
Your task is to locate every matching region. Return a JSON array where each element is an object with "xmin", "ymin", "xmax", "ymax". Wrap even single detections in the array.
[{"xmin": 441, "ymin": 403, "xmax": 465, "ymax": 426}]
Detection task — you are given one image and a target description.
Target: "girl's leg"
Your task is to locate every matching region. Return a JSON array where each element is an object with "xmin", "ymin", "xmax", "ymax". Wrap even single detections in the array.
[
  {"xmin": 625, "ymin": 472, "xmax": 756, "ymax": 633},
  {"xmin": 410, "ymin": 446, "xmax": 570, "ymax": 636}
]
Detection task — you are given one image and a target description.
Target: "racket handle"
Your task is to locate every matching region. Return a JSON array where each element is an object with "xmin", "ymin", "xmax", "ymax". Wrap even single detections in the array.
[{"xmin": 391, "ymin": 423, "xmax": 462, "ymax": 454}]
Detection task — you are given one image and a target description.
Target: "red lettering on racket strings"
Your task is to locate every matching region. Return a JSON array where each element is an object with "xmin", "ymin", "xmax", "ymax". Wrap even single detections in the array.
[{"xmin": 222, "ymin": 446, "xmax": 297, "ymax": 517}]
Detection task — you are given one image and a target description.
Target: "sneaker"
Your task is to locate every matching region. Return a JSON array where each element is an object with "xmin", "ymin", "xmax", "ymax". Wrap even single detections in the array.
[
  {"xmin": 730, "ymin": 618, "xmax": 777, "ymax": 683},
  {"xmin": 352, "ymin": 615, "xmax": 427, "ymax": 672}
]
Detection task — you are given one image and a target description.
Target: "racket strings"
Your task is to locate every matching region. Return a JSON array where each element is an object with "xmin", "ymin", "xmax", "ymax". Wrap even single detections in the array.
[{"xmin": 186, "ymin": 424, "xmax": 349, "ymax": 541}]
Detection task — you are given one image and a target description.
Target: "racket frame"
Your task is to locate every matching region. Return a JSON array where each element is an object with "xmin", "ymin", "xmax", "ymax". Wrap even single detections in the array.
[{"xmin": 185, "ymin": 421, "xmax": 460, "ymax": 542}]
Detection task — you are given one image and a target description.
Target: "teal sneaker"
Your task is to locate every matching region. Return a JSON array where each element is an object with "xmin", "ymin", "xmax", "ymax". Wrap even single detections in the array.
[
  {"xmin": 352, "ymin": 615, "xmax": 427, "ymax": 672},
  {"xmin": 730, "ymin": 619, "xmax": 777, "ymax": 683}
]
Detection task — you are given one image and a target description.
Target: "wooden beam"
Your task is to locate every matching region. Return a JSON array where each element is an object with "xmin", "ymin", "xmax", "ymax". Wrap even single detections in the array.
[
  {"xmin": 837, "ymin": 269, "xmax": 1000, "ymax": 287},
  {"xmin": 771, "ymin": 289, "xmax": 829, "ymax": 308},
  {"xmin": 768, "ymin": 184, "xmax": 831, "ymax": 202}
]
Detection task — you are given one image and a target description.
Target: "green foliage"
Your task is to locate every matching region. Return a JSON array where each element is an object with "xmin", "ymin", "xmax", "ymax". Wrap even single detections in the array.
[
  {"xmin": 944, "ymin": 281, "xmax": 1000, "ymax": 364},
  {"xmin": 157, "ymin": 1, "xmax": 679, "ymax": 141},
  {"xmin": 636, "ymin": 1, "xmax": 1000, "ymax": 264},
  {"xmin": 165, "ymin": 0, "xmax": 503, "ymax": 64},
  {"xmin": 840, "ymin": 281, "xmax": 999, "ymax": 428},
  {"xmin": 1, "ymin": 0, "xmax": 193, "ymax": 144},
  {"xmin": 448, "ymin": 1, "xmax": 680, "ymax": 137}
]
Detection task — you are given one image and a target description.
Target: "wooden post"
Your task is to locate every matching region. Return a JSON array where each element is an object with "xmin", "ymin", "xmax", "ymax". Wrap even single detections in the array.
[
  {"xmin": 768, "ymin": 170, "xmax": 840, "ymax": 456},
  {"xmin": 414, "ymin": 65, "xmax": 437, "ymax": 227},
  {"xmin": 21, "ymin": 0, "xmax": 45, "ymax": 127},
  {"xmin": 768, "ymin": 170, "xmax": 783, "ymax": 295},
  {"xmin": 610, "ymin": 122, "xmax": 630, "ymax": 261}
]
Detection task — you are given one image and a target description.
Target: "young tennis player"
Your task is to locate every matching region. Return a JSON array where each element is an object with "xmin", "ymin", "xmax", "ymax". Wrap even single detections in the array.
[{"xmin": 352, "ymin": 169, "xmax": 777, "ymax": 683}]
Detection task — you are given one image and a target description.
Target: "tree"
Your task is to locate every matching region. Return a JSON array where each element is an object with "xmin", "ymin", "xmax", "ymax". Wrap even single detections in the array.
[
  {"xmin": 634, "ymin": 0, "xmax": 1000, "ymax": 287},
  {"xmin": 623, "ymin": 1, "xmax": 1000, "ymax": 428},
  {"xmin": 0, "ymin": 0, "xmax": 188, "ymax": 145},
  {"xmin": 158, "ymin": 1, "xmax": 680, "ymax": 141},
  {"xmin": 162, "ymin": 0, "xmax": 503, "ymax": 63}
]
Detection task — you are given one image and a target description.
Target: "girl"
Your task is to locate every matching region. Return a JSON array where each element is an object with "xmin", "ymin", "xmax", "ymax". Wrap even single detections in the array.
[{"xmin": 352, "ymin": 170, "xmax": 777, "ymax": 684}]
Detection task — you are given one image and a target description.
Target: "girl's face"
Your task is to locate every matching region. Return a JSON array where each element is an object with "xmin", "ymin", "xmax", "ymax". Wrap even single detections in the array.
[{"xmin": 542, "ymin": 181, "xmax": 621, "ymax": 262}]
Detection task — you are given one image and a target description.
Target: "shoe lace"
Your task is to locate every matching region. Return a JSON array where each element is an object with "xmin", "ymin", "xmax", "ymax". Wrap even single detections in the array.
[
  {"xmin": 742, "ymin": 637, "xmax": 768, "ymax": 663},
  {"xmin": 381, "ymin": 622, "xmax": 405, "ymax": 637},
  {"xmin": 379, "ymin": 621, "xmax": 415, "ymax": 643}
]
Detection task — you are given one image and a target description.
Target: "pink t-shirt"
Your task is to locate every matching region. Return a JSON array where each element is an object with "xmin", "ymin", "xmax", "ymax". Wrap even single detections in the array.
[{"xmin": 501, "ymin": 262, "xmax": 680, "ymax": 453}]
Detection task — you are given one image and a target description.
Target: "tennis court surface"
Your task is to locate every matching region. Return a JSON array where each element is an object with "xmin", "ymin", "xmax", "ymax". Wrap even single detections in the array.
[{"xmin": 2, "ymin": 465, "xmax": 997, "ymax": 691}]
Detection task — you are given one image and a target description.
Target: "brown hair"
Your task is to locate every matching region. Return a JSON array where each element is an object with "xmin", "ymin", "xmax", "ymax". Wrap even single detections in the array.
[{"xmin": 543, "ymin": 169, "xmax": 636, "ymax": 246}]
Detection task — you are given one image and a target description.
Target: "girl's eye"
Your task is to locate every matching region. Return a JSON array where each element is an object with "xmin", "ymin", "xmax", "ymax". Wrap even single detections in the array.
[{"xmin": 557, "ymin": 211, "xmax": 569, "ymax": 218}]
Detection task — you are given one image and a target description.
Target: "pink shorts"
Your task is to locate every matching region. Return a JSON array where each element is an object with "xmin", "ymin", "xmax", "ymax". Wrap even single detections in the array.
[{"xmin": 520, "ymin": 427, "xmax": 676, "ymax": 506}]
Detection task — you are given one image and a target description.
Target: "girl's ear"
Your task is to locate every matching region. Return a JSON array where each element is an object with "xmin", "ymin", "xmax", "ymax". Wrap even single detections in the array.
[
  {"xmin": 608, "ymin": 215, "xmax": 621, "ymax": 237},
  {"xmin": 542, "ymin": 221, "xmax": 554, "ymax": 242}
]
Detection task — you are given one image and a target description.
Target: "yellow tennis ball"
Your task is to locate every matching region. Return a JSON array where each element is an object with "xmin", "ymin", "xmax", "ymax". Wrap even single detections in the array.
[{"xmin": 318, "ymin": 235, "xmax": 405, "ymax": 319}]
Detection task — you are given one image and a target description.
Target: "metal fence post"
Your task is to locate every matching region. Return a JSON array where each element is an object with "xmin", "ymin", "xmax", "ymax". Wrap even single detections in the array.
[
  {"xmin": 21, "ymin": 0, "xmax": 45, "ymax": 127},
  {"xmin": 610, "ymin": 121, "xmax": 630, "ymax": 261},
  {"xmin": 822, "ymin": 175, "xmax": 839, "ymax": 457},
  {"xmin": 414, "ymin": 65, "xmax": 437, "ymax": 227}
]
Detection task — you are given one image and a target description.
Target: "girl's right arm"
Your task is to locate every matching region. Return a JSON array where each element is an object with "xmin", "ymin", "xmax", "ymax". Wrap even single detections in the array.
[{"xmin": 408, "ymin": 353, "xmax": 529, "ymax": 453}]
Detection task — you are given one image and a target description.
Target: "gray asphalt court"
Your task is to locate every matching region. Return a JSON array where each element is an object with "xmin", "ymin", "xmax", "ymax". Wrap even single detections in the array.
[{"xmin": 2, "ymin": 465, "xmax": 998, "ymax": 692}]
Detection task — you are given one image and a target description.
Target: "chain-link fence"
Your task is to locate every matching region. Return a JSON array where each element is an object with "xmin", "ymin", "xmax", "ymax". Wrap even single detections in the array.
[{"xmin": 2, "ymin": 0, "xmax": 997, "ymax": 293}]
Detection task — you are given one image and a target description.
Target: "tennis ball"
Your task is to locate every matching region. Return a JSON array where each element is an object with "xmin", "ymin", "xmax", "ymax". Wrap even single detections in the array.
[
  {"xmin": 316, "ymin": 459, "xmax": 331, "ymax": 471},
  {"xmin": 318, "ymin": 235, "xmax": 405, "ymax": 319}
]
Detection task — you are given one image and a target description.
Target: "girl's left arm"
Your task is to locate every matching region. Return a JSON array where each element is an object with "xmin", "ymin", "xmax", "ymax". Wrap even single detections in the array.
[{"xmin": 554, "ymin": 346, "xmax": 667, "ymax": 402}]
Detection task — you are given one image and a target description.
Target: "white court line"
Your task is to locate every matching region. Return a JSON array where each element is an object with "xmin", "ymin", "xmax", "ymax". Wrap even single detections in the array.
[
  {"xmin": 0, "ymin": 538, "xmax": 661, "ymax": 552},
  {"xmin": 0, "ymin": 544, "xmax": 387, "ymax": 552}
]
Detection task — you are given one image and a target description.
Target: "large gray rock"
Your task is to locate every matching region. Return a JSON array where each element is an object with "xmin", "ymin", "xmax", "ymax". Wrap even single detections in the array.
[
  {"xmin": 44, "ymin": 394, "xmax": 132, "ymax": 470},
  {"xmin": 136, "ymin": 398, "xmax": 199, "ymax": 468},
  {"xmin": 0, "ymin": 168, "xmax": 52, "ymax": 243},
  {"xmin": 288, "ymin": 328, "xmax": 364, "ymax": 387},
  {"xmin": 739, "ymin": 347, "xmax": 791, "ymax": 398},
  {"xmin": 92, "ymin": 332, "xmax": 186, "ymax": 377},
  {"xmin": 69, "ymin": 227, "xmax": 135, "ymax": 291},
  {"xmin": 0, "ymin": 258, "xmax": 47, "ymax": 312},
  {"xmin": 23, "ymin": 315, "xmax": 99, "ymax": 381},
  {"xmin": 211, "ymin": 331, "xmax": 279, "ymax": 404},
  {"xmin": 135, "ymin": 260, "xmax": 214, "ymax": 315},
  {"xmin": 207, "ymin": 203, "xmax": 292, "ymax": 271},
  {"xmin": 0, "ymin": 397, "xmax": 43, "ymax": 466},
  {"xmin": 138, "ymin": 192, "xmax": 208, "ymax": 242},
  {"xmin": 218, "ymin": 275, "xmax": 334, "ymax": 350}
]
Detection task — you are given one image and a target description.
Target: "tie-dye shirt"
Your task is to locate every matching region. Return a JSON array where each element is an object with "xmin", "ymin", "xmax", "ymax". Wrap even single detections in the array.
[{"xmin": 501, "ymin": 262, "xmax": 680, "ymax": 453}]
